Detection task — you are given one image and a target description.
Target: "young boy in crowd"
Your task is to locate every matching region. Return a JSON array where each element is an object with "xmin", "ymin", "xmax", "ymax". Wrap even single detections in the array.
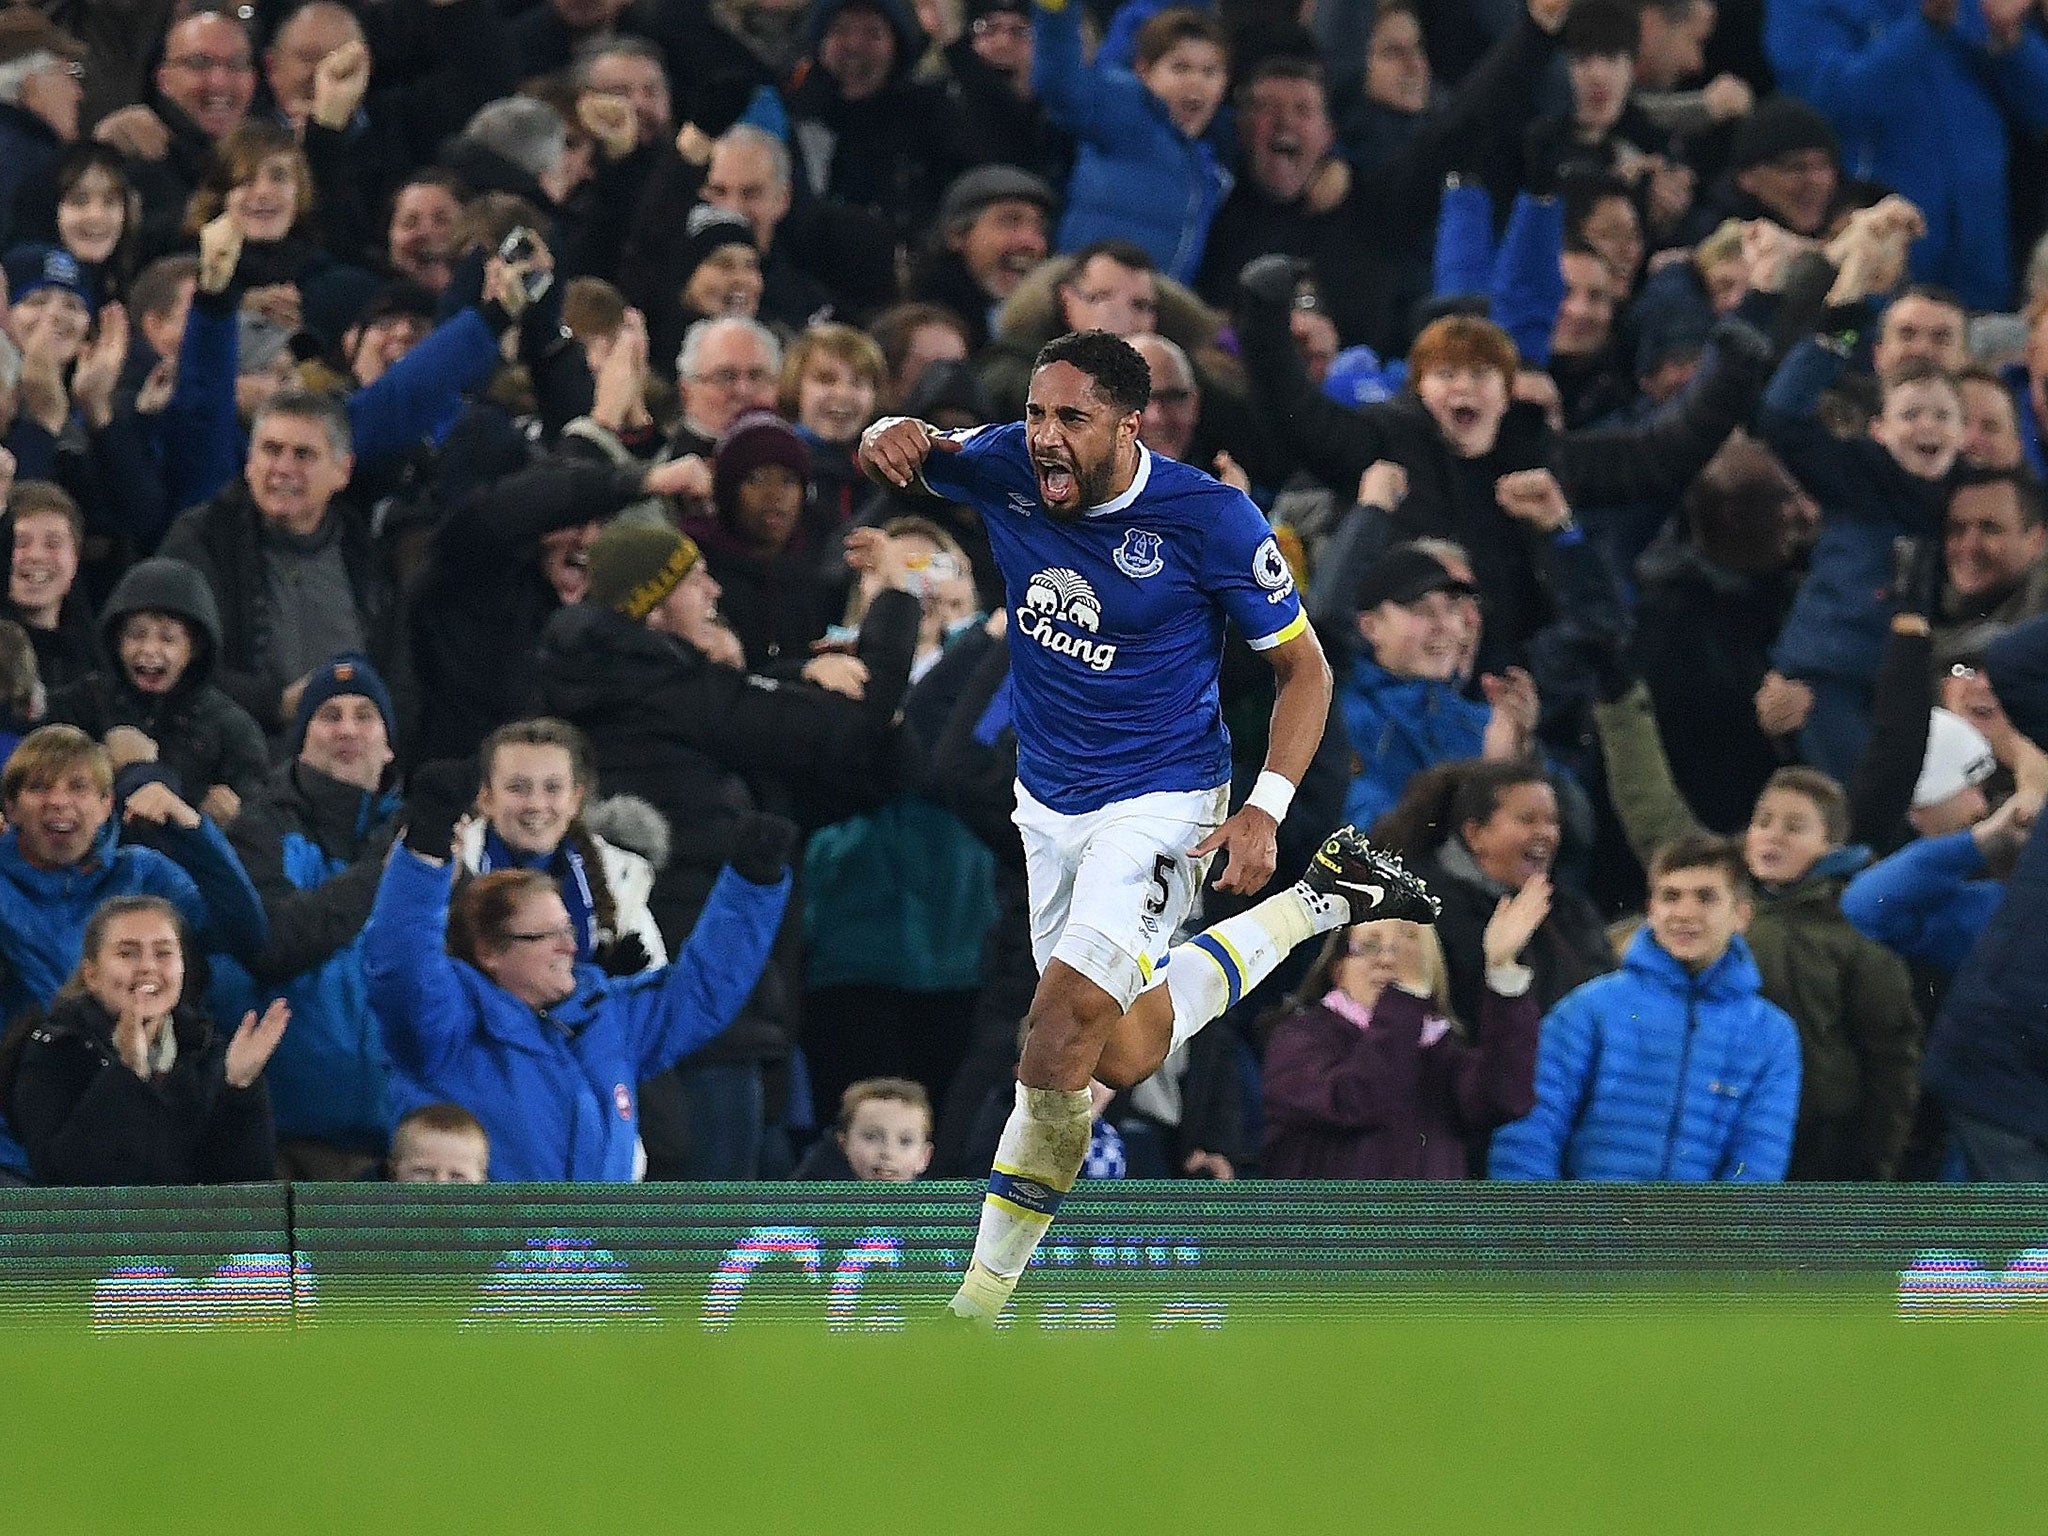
[
  {"xmin": 1490, "ymin": 833, "xmax": 1802, "ymax": 1181},
  {"xmin": 1597, "ymin": 680, "xmax": 1926, "ymax": 1179},
  {"xmin": 387, "ymin": 1103, "xmax": 491, "ymax": 1184},
  {"xmin": 794, "ymin": 1078, "xmax": 935, "ymax": 1182},
  {"xmin": 47, "ymin": 557, "xmax": 269, "ymax": 824},
  {"xmin": 1763, "ymin": 206, "xmax": 1967, "ymax": 780}
]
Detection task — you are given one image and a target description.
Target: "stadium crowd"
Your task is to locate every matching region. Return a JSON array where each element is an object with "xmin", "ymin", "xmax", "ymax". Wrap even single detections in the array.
[{"xmin": 0, "ymin": 0, "xmax": 2044, "ymax": 1186}]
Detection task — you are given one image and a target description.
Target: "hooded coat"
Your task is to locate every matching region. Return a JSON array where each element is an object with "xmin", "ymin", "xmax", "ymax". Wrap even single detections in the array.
[{"xmin": 48, "ymin": 558, "xmax": 271, "ymax": 805}]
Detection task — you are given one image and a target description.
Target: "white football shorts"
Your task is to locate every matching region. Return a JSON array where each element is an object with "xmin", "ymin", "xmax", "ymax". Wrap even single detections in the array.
[{"xmin": 1012, "ymin": 780, "xmax": 1230, "ymax": 1012}]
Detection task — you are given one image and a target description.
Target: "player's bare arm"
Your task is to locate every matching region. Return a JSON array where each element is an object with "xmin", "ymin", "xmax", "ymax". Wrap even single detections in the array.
[
  {"xmin": 857, "ymin": 416, "xmax": 962, "ymax": 488},
  {"xmin": 1193, "ymin": 625, "xmax": 1333, "ymax": 894}
]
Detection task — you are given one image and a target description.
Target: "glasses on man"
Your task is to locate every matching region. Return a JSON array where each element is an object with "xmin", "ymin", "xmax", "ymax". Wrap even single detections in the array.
[
  {"xmin": 1151, "ymin": 386, "xmax": 1195, "ymax": 407},
  {"xmin": 972, "ymin": 15, "xmax": 1030, "ymax": 39},
  {"xmin": 502, "ymin": 925, "xmax": 576, "ymax": 946},
  {"xmin": 165, "ymin": 52, "xmax": 254, "ymax": 75},
  {"xmin": 695, "ymin": 366, "xmax": 774, "ymax": 390},
  {"xmin": 1949, "ymin": 663, "xmax": 1980, "ymax": 682}
]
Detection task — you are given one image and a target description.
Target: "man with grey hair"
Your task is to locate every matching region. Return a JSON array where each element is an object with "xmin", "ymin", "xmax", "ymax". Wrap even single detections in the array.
[
  {"xmin": 448, "ymin": 96, "xmax": 578, "ymax": 207},
  {"xmin": 699, "ymin": 124, "xmax": 841, "ymax": 331},
  {"xmin": 0, "ymin": 9, "xmax": 86, "ymax": 251},
  {"xmin": 161, "ymin": 392, "xmax": 404, "ymax": 740},
  {"xmin": 1132, "ymin": 333, "xmax": 1202, "ymax": 464},
  {"xmin": 671, "ymin": 316, "xmax": 781, "ymax": 457}
]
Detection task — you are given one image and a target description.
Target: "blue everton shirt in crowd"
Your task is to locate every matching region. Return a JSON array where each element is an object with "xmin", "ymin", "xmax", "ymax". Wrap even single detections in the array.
[{"xmin": 921, "ymin": 423, "xmax": 1306, "ymax": 815}]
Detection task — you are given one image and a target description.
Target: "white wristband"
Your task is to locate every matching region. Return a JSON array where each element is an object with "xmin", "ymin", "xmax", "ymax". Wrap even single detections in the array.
[{"xmin": 1245, "ymin": 771, "xmax": 1296, "ymax": 823}]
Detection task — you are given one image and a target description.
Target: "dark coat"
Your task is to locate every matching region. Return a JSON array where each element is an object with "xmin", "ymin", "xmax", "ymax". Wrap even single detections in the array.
[
  {"xmin": 1196, "ymin": 7, "xmax": 1557, "ymax": 356},
  {"xmin": 9, "ymin": 993, "xmax": 275, "ymax": 1186},
  {"xmin": 1239, "ymin": 300, "xmax": 1772, "ymax": 677},
  {"xmin": 1262, "ymin": 984, "xmax": 1539, "ymax": 1178},
  {"xmin": 48, "ymin": 557, "xmax": 271, "ymax": 803},
  {"xmin": 681, "ymin": 508, "xmax": 842, "ymax": 670},
  {"xmin": 406, "ymin": 456, "xmax": 653, "ymax": 765},
  {"xmin": 527, "ymin": 592, "xmax": 917, "ymax": 1078},
  {"xmin": 157, "ymin": 480, "xmax": 401, "ymax": 733},
  {"xmin": 1632, "ymin": 525, "xmax": 1800, "ymax": 836},
  {"xmin": 1422, "ymin": 841, "xmax": 1615, "ymax": 1039},
  {"xmin": 1924, "ymin": 617, "xmax": 2048, "ymax": 1136}
]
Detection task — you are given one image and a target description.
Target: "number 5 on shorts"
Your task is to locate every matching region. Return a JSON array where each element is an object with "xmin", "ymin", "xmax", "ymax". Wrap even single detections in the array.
[{"xmin": 1144, "ymin": 853, "xmax": 1174, "ymax": 917}]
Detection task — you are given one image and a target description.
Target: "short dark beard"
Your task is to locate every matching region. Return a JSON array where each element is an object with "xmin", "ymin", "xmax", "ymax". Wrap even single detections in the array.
[{"xmin": 1043, "ymin": 441, "xmax": 1129, "ymax": 522}]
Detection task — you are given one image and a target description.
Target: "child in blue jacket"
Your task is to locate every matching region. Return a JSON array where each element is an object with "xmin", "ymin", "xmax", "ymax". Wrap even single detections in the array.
[
  {"xmin": 1033, "ymin": 1, "xmax": 1233, "ymax": 282},
  {"xmin": 1765, "ymin": 342, "xmax": 1964, "ymax": 783},
  {"xmin": 1490, "ymin": 833, "xmax": 1802, "ymax": 1181}
]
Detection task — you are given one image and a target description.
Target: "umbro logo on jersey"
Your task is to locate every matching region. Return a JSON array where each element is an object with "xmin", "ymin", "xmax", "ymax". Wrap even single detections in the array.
[
  {"xmin": 1006, "ymin": 491, "xmax": 1036, "ymax": 518},
  {"xmin": 1018, "ymin": 568, "xmax": 1118, "ymax": 672}
]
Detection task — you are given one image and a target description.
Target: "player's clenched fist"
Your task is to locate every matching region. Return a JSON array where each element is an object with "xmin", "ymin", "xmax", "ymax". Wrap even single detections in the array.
[{"xmin": 858, "ymin": 416, "xmax": 963, "ymax": 489}]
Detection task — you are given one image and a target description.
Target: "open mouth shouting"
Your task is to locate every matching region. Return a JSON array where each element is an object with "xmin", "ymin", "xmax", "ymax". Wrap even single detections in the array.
[{"xmin": 1035, "ymin": 453, "xmax": 1078, "ymax": 510}]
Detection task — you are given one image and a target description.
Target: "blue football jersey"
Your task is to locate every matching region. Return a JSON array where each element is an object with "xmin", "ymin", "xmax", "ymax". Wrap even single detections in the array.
[{"xmin": 921, "ymin": 422, "xmax": 1306, "ymax": 814}]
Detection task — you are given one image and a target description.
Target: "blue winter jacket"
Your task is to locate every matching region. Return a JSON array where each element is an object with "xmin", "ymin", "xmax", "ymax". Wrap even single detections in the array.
[
  {"xmin": 1766, "ymin": 0, "xmax": 2048, "ymax": 309},
  {"xmin": 1764, "ymin": 335, "xmax": 1952, "ymax": 684},
  {"xmin": 363, "ymin": 845, "xmax": 789, "ymax": 1181},
  {"xmin": 213, "ymin": 764, "xmax": 405, "ymax": 1149},
  {"xmin": 0, "ymin": 816, "xmax": 268, "ymax": 1175},
  {"xmin": 1489, "ymin": 930, "xmax": 1803, "ymax": 1181},
  {"xmin": 1924, "ymin": 617, "xmax": 2048, "ymax": 1134},
  {"xmin": 1841, "ymin": 828, "xmax": 2002, "ymax": 976},
  {"xmin": 1032, "ymin": 0, "xmax": 1233, "ymax": 281},
  {"xmin": 1338, "ymin": 654, "xmax": 1490, "ymax": 831}
]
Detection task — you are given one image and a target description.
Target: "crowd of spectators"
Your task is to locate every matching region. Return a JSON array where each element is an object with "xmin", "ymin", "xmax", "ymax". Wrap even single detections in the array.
[{"xmin": 0, "ymin": 0, "xmax": 2044, "ymax": 1187}]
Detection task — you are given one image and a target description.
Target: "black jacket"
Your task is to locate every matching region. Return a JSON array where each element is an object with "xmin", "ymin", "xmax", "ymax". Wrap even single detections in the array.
[
  {"xmin": 527, "ymin": 592, "xmax": 917, "ymax": 1079},
  {"xmin": 158, "ymin": 481, "xmax": 402, "ymax": 734},
  {"xmin": 9, "ymin": 993, "xmax": 275, "ymax": 1185},
  {"xmin": 1240, "ymin": 296, "xmax": 1771, "ymax": 675},
  {"xmin": 48, "ymin": 557, "xmax": 271, "ymax": 803},
  {"xmin": 1422, "ymin": 840, "xmax": 1615, "ymax": 1039},
  {"xmin": 1632, "ymin": 525, "xmax": 1800, "ymax": 836},
  {"xmin": 1198, "ymin": 7, "xmax": 1558, "ymax": 356},
  {"xmin": 226, "ymin": 760, "xmax": 400, "ymax": 991},
  {"xmin": 407, "ymin": 456, "xmax": 653, "ymax": 765}
]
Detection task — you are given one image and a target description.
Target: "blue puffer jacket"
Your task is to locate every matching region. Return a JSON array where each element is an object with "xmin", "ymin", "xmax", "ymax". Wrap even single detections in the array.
[
  {"xmin": 0, "ymin": 816, "xmax": 268, "ymax": 1175},
  {"xmin": 1337, "ymin": 654, "xmax": 1489, "ymax": 832},
  {"xmin": 1924, "ymin": 617, "xmax": 2048, "ymax": 1134},
  {"xmin": 1766, "ymin": 0, "xmax": 2048, "ymax": 309},
  {"xmin": 1032, "ymin": 0, "xmax": 1232, "ymax": 281},
  {"xmin": 1489, "ymin": 929, "xmax": 1803, "ymax": 1181},
  {"xmin": 363, "ymin": 845, "xmax": 789, "ymax": 1181}
]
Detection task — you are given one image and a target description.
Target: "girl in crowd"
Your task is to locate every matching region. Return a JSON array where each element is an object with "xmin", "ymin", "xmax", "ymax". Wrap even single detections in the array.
[
  {"xmin": 1373, "ymin": 758, "xmax": 1614, "ymax": 1028},
  {"xmin": 1262, "ymin": 889, "xmax": 1546, "ymax": 1178},
  {"xmin": 457, "ymin": 718, "xmax": 667, "ymax": 978},
  {"xmin": 6, "ymin": 895, "xmax": 287, "ymax": 1185},
  {"xmin": 780, "ymin": 322, "xmax": 884, "ymax": 529}
]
